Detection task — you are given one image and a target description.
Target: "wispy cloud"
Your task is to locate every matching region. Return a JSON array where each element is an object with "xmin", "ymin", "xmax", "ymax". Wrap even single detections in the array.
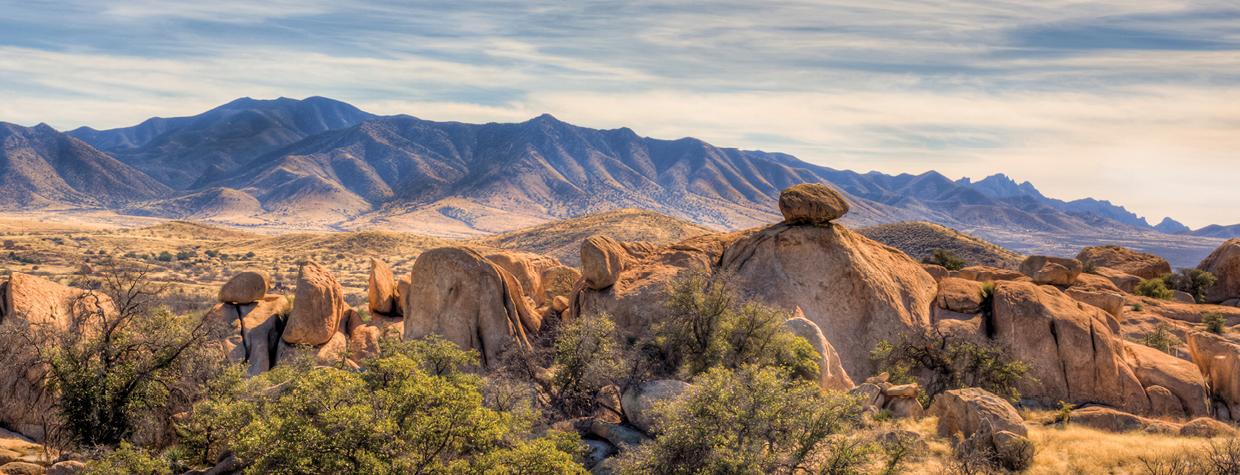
[{"xmin": 0, "ymin": 0, "xmax": 1238, "ymax": 227}]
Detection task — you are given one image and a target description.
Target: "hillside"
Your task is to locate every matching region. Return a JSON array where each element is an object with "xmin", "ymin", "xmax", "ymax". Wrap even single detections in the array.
[
  {"xmin": 471, "ymin": 209, "xmax": 713, "ymax": 266},
  {"xmin": 858, "ymin": 221, "xmax": 1024, "ymax": 269}
]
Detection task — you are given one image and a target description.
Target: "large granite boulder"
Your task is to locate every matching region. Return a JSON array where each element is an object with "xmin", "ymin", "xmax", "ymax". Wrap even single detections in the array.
[
  {"xmin": 1019, "ymin": 255, "xmax": 1083, "ymax": 286},
  {"xmin": 783, "ymin": 308, "xmax": 854, "ymax": 390},
  {"xmin": 1187, "ymin": 331, "xmax": 1240, "ymax": 421},
  {"xmin": 206, "ymin": 295, "xmax": 289, "ymax": 376},
  {"xmin": 1077, "ymin": 246, "xmax": 1172, "ymax": 280},
  {"xmin": 1199, "ymin": 239, "xmax": 1240, "ymax": 304},
  {"xmin": 778, "ymin": 183, "xmax": 850, "ymax": 225},
  {"xmin": 217, "ymin": 270, "xmax": 270, "ymax": 304},
  {"xmin": 367, "ymin": 257, "xmax": 398, "ymax": 316},
  {"xmin": 282, "ymin": 262, "xmax": 347, "ymax": 346},
  {"xmin": 621, "ymin": 379, "xmax": 691, "ymax": 434}
]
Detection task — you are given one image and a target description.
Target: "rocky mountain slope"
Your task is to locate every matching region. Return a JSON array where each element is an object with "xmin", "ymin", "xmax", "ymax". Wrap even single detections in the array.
[
  {"xmin": 858, "ymin": 221, "xmax": 1024, "ymax": 269},
  {"xmin": 3, "ymin": 96, "xmax": 1235, "ymax": 250}
]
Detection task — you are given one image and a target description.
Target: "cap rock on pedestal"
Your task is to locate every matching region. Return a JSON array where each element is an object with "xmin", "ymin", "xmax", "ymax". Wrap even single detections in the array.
[{"xmin": 779, "ymin": 183, "xmax": 850, "ymax": 225}]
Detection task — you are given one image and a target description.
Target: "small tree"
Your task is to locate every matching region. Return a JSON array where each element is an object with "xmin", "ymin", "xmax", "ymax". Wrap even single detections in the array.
[
  {"xmin": 1204, "ymin": 313, "xmax": 1228, "ymax": 334},
  {"xmin": 871, "ymin": 328, "xmax": 1029, "ymax": 403},
  {"xmin": 551, "ymin": 314, "xmax": 627, "ymax": 417},
  {"xmin": 1135, "ymin": 278, "xmax": 1175, "ymax": 300},
  {"xmin": 924, "ymin": 249, "xmax": 967, "ymax": 271},
  {"xmin": 1162, "ymin": 269, "xmax": 1217, "ymax": 304}
]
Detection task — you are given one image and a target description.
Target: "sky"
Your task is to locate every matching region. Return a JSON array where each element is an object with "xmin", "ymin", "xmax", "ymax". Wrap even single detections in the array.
[{"xmin": 1, "ymin": 1, "xmax": 1238, "ymax": 228}]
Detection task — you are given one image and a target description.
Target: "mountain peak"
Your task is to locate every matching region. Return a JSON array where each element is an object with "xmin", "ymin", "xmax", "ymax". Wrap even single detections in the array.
[{"xmin": 1154, "ymin": 217, "xmax": 1191, "ymax": 234}]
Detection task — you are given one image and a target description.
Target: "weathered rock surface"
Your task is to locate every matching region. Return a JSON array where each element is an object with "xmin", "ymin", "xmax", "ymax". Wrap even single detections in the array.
[
  {"xmin": 277, "ymin": 331, "xmax": 350, "ymax": 367},
  {"xmin": 367, "ymin": 257, "xmax": 398, "ymax": 316},
  {"xmin": 1093, "ymin": 266, "xmax": 1143, "ymax": 293},
  {"xmin": 207, "ymin": 295, "xmax": 289, "ymax": 376},
  {"xmin": 783, "ymin": 309, "xmax": 854, "ymax": 390},
  {"xmin": 483, "ymin": 249, "xmax": 578, "ymax": 306},
  {"xmin": 395, "ymin": 274, "xmax": 411, "ymax": 317},
  {"xmin": 778, "ymin": 183, "xmax": 849, "ymax": 225},
  {"xmin": 991, "ymin": 281, "xmax": 1149, "ymax": 413},
  {"xmin": 1199, "ymin": 239, "xmax": 1240, "ymax": 304},
  {"xmin": 282, "ymin": 262, "xmax": 347, "ymax": 346},
  {"xmin": 1069, "ymin": 406, "xmax": 1176, "ymax": 433},
  {"xmin": 955, "ymin": 265, "xmax": 1027, "ymax": 283},
  {"xmin": 1077, "ymin": 246, "xmax": 1172, "ymax": 280},
  {"xmin": 402, "ymin": 247, "xmax": 541, "ymax": 367},
  {"xmin": 1180, "ymin": 417, "xmax": 1236, "ymax": 437},
  {"xmin": 1123, "ymin": 341, "xmax": 1210, "ymax": 417},
  {"xmin": 621, "ymin": 379, "xmax": 690, "ymax": 434},
  {"xmin": 936, "ymin": 277, "xmax": 984, "ymax": 314},
  {"xmin": 1019, "ymin": 255, "xmax": 1083, "ymax": 286},
  {"xmin": 580, "ymin": 235, "xmax": 643, "ymax": 291},
  {"xmin": 1187, "ymin": 331, "xmax": 1240, "ymax": 421},
  {"xmin": 929, "ymin": 388, "xmax": 1026, "ymax": 438}
]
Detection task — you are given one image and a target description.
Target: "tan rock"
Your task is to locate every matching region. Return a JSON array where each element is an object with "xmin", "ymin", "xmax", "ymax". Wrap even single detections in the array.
[
  {"xmin": 1199, "ymin": 238, "xmax": 1240, "ymax": 304},
  {"xmin": 581, "ymin": 235, "xmax": 629, "ymax": 290},
  {"xmin": 1123, "ymin": 341, "xmax": 1210, "ymax": 417},
  {"xmin": 217, "ymin": 270, "xmax": 269, "ymax": 304},
  {"xmin": 367, "ymin": 257, "xmax": 398, "ymax": 316},
  {"xmin": 1187, "ymin": 331, "xmax": 1240, "ymax": 421},
  {"xmin": 282, "ymin": 262, "xmax": 347, "ymax": 346},
  {"xmin": 593, "ymin": 385, "xmax": 623, "ymax": 424},
  {"xmin": 886, "ymin": 397, "xmax": 924, "ymax": 419},
  {"xmin": 850, "ymin": 383, "xmax": 884, "ymax": 409},
  {"xmin": 884, "ymin": 383, "xmax": 919, "ymax": 398},
  {"xmin": 482, "ymin": 250, "xmax": 577, "ymax": 306},
  {"xmin": 348, "ymin": 325, "xmax": 383, "ymax": 360},
  {"xmin": 991, "ymin": 282, "xmax": 1149, "ymax": 413},
  {"xmin": 922, "ymin": 264, "xmax": 949, "ymax": 282},
  {"xmin": 778, "ymin": 183, "xmax": 849, "ymax": 225},
  {"xmin": 277, "ymin": 331, "xmax": 349, "ymax": 367},
  {"xmin": 549, "ymin": 295, "xmax": 570, "ymax": 314},
  {"xmin": 956, "ymin": 265, "xmax": 1027, "ymax": 282},
  {"xmin": 928, "ymin": 387, "xmax": 1026, "ymax": 438},
  {"xmin": 1094, "ymin": 267, "xmax": 1143, "ymax": 293},
  {"xmin": 207, "ymin": 295, "xmax": 290, "ymax": 376},
  {"xmin": 0, "ymin": 461, "xmax": 45, "ymax": 475},
  {"xmin": 1172, "ymin": 290, "xmax": 1196, "ymax": 304},
  {"xmin": 395, "ymin": 274, "xmax": 411, "ymax": 317},
  {"xmin": 622, "ymin": 379, "xmax": 690, "ymax": 434},
  {"xmin": 936, "ymin": 277, "xmax": 984, "ymax": 314},
  {"xmin": 1069, "ymin": 406, "xmax": 1177, "ymax": 433},
  {"xmin": 1066, "ymin": 288, "xmax": 1125, "ymax": 318},
  {"xmin": 46, "ymin": 460, "xmax": 85, "ymax": 475},
  {"xmin": 1144, "ymin": 385, "xmax": 1184, "ymax": 419},
  {"xmin": 1077, "ymin": 246, "xmax": 1172, "ymax": 280},
  {"xmin": 1019, "ymin": 255, "xmax": 1083, "ymax": 286},
  {"xmin": 783, "ymin": 310, "xmax": 854, "ymax": 390},
  {"xmin": 1180, "ymin": 417, "xmax": 1236, "ymax": 437},
  {"xmin": 402, "ymin": 247, "xmax": 541, "ymax": 367}
]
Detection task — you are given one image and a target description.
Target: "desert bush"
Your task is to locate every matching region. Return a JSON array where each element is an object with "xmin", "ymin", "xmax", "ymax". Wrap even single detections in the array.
[
  {"xmin": 1140, "ymin": 437, "xmax": 1240, "ymax": 475},
  {"xmin": 924, "ymin": 249, "xmax": 967, "ymax": 271},
  {"xmin": 1135, "ymin": 278, "xmax": 1175, "ymax": 300},
  {"xmin": 84, "ymin": 441, "xmax": 171, "ymax": 475},
  {"xmin": 1161, "ymin": 269, "xmax": 1217, "ymax": 304},
  {"xmin": 1137, "ymin": 323, "xmax": 1182, "ymax": 354},
  {"xmin": 870, "ymin": 328, "xmax": 1029, "ymax": 403},
  {"xmin": 156, "ymin": 251, "xmax": 173, "ymax": 262},
  {"xmin": 179, "ymin": 336, "xmax": 585, "ymax": 474},
  {"xmin": 647, "ymin": 274, "xmax": 820, "ymax": 382},
  {"xmin": 616, "ymin": 365, "xmax": 864, "ymax": 474},
  {"xmin": 551, "ymin": 314, "xmax": 627, "ymax": 417},
  {"xmin": 1204, "ymin": 313, "xmax": 1229, "ymax": 334}
]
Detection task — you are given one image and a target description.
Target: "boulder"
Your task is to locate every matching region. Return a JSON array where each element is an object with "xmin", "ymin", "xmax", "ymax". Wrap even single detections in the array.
[
  {"xmin": 621, "ymin": 379, "xmax": 690, "ymax": 434},
  {"xmin": 782, "ymin": 309, "xmax": 854, "ymax": 390},
  {"xmin": 402, "ymin": 247, "xmax": 541, "ymax": 367},
  {"xmin": 367, "ymin": 257, "xmax": 398, "ymax": 316},
  {"xmin": 1173, "ymin": 290, "xmax": 1196, "ymax": 304},
  {"xmin": 0, "ymin": 461, "xmax": 45, "ymax": 475},
  {"xmin": 46, "ymin": 461, "xmax": 85, "ymax": 475},
  {"xmin": 1019, "ymin": 255, "xmax": 1083, "ymax": 286},
  {"xmin": 1069, "ymin": 406, "xmax": 1177, "ymax": 433},
  {"xmin": 850, "ymin": 383, "xmax": 884, "ymax": 409},
  {"xmin": 1076, "ymin": 246, "xmax": 1172, "ymax": 280},
  {"xmin": 348, "ymin": 324, "xmax": 383, "ymax": 360},
  {"xmin": 1093, "ymin": 267, "xmax": 1143, "ymax": 293},
  {"xmin": 886, "ymin": 397, "xmax": 924, "ymax": 419},
  {"xmin": 589, "ymin": 421, "xmax": 648, "ymax": 451},
  {"xmin": 928, "ymin": 388, "xmax": 1026, "ymax": 438},
  {"xmin": 922, "ymin": 264, "xmax": 949, "ymax": 282},
  {"xmin": 990, "ymin": 430, "xmax": 1035, "ymax": 471},
  {"xmin": 1123, "ymin": 341, "xmax": 1210, "ymax": 417},
  {"xmin": 483, "ymin": 250, "xmax": 578, "ymax": 306},
  {"xmin": 593, "ymin": 385, "xmax": 623, "ymax": 424},
  {"xmin": 1066, "ymin": 288, "xmax": 1125, "ymax": 318},
  {"xmin": 282, "ymin": 262, "xmax": 347, "ymax": 346},
  {"xmin": 1179, "ymin": 417, "xmax": 1236, "ymax": 438},
  {"xmin": 1144, "ymin": 385, "xmax": 1184, "ymax": 419},
  {"xmin": 955, "ymin": 265, "xmax": 1027, "ymax": 282},
  {"xmin": 277, "ymin": 331, "xmax": 350, "ymax": 367},
  {"xmin": 936, "ymin": 277, "xmax": 984, "ymax": 314},
  {"xmin": 217, "ymin": 270, "xmax": 269, "ymax": 304},
  {"xmin": 581, "ymin": 236, "xmax": 637, "ymax": 291},
  {"xmin": 395, "ymin": 274, "xmax": 411, "ymax": 316},
  {"xmin": 778, "ymin": 183, "xmax": 849, "ymax": 225},
  {"xmin": 1198, "ymin": 239, "xmax": 1240, "ymax": 303},
  {"xmin": 1187, "ymin": 331, "xmax": 1240, "ymax": 421},
  {"xmin": 206, "ymin": 295, "xmax": 289, "ymax": 375},
  {"xmin": 991, "ymin": 281, "xmax": 1149, "ymax": 413},
  {"xmin": 884, "ymin": 383, "xmax": 919, "ymax": 399}
]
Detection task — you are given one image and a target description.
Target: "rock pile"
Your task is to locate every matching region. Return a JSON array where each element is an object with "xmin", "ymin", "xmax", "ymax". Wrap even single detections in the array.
[{"xmin": 850, "ymin": 373, "xmax": 923, "ymax": 419}]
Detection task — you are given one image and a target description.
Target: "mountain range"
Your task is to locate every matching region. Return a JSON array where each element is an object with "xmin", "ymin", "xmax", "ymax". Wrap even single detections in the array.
[{"xmin": 1, "ymin": 96, "xmax": 1234, "ymax": 262}]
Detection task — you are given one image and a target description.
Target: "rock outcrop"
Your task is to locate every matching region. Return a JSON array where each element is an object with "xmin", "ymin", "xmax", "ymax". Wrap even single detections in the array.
[
  {"xmin": 1077, "ymin": 246, "xmax": 1172, "ymax": 280},
  {"xmin": 206, "ymin": 295, "xmax": 289, "ymax": 376},
  {"xmin": 1093, "ymin": 267, "xmax": 1142, "ymax": 293},
  {"xmin": 217, "ymin": 270, "xmax": 270, "ymax": 304},
  {"xmin": 1018, "ymin": 255, "xmax": 1083, "ymax": 286},
  {"xmin": 778, "ymin": 183, "xmax": 850, "ymax": 225},
  {"xmin": 282, "ymin": 262, "xmax": 347, "ymax": 346},
  {"xmin": 483, "ymin": 249, "xmax": 580, "ymax": 307},
  {"xmin": 991, "ymin": 281, "xmax": 1149, "ymax": 413},
  {"xmin": 621, "ymin": 380, "xmax": 690, "ymax": 434},
  {"xmin": 1069, "ymin": 406, "xmax": 1177, "ymax": 433},
  {"xmin": 1199, "ymin": 239, "xmax": 1240, "ymax": 304},
  {"xmin": 929, "ymin": 387, "xmax": 1032, "ymax": 470},
  {"xmin": 402, "ymin": 247, "xmax": 541, "ymax": 366},
  {"xmin": 367, "ymin": 257, "xmax": 399, "ymax": 316},
  {"xmin": 1187, "ymin": 331, "xmax": 1240, "ymax": 421},
  {"xmin": 1123, "ymin": 341, "xmax": 1210, "ymax": 418}
]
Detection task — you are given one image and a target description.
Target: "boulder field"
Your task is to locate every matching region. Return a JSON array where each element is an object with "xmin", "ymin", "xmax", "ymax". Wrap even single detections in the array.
[{"xmin": 3, "ymin": 183, "xmax": 1240, "ymax": 448}]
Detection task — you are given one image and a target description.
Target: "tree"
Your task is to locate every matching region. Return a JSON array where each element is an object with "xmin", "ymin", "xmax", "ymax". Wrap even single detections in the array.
[
  {"xmin": 924, "ymin": 249, "xmax": 966, "ymax": 271},
  {"xmin": 1162, "ymin": 269, "xmax": 1217, "ymax": 304},
  {"xmin": 616, "ymin": 365, "xmax": 865, "ymax": 474},
  {"xmin": 21, "ymin": 265, "xmax": 221, "ymax": 448},
  {"xmin": 551, "ymin": 314, "xmax": 627, "ymax": 417},
  {"xmin": 870, "ymin": 328, "xmax": 1029, "ymax": 403},
  {"xmin": 1204, "ymin": 313, "xmax": 1228, "ymax": 334},
  {"xmin": 1135, "ymin": 278, "xmax": 1175, "ymax": 300}
]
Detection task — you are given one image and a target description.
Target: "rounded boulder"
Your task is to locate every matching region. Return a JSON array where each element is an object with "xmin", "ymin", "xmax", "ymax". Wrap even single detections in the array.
[{"xmin": 778, "ymin": 183, "xmax": 849, "ymax": 225}]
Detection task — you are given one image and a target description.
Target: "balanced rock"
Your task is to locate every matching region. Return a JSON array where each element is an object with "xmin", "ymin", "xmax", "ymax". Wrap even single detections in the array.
[
  {"xmin": 367, "ymin": 257, "xmax": 398, "ymax": 315},
  {"xmin": 217, "ymin": 270, "xmax": 270, "ymax": 304},
  {"xmin": 282, "ymin": 262, "xmax": 347, "ymax": 346},
  {"xmin": 1076, "ymin": 246, "xmax": 1171, "ymax": 280},
  {"xmin": 1199, "ymin": 238, "xmax": 1240, "ymax": 304},
  {"xmin": 402, "ymin": 247, "xmax": 541, "ymax": 367},
  {"xmin": 783, "ymin": 309, "xmax": 854, "ymax": 390},
  {"xmin": 1019, "ymin": 255, "xmax": 1083, "ymax": 286},
  {"xmin": 778, "ymin": 183, "xmax": 849, "ymax": 225},
  {"xmin": 622, "ymin": 379, "xmax": 690, "ymax": 434}
]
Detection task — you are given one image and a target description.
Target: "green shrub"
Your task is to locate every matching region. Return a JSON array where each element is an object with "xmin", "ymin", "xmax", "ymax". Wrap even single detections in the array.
[
  {"xmin": 84, "ymin": 441, "xmax": 171, "ymax": 475},
  {"xmin": 156, "ymin": 251, "xmax": 174, "ymax": 262},
  {"xmin": 1135, "ymin": 278, "xmax": 1175, "ymax": 300},
  {"xmin": 616, "ymin": 365, "xmax": 864, "ymax": 473},
  {"xmin": 1204, "ymin": 313, "xmax": 1228, "ymax": 334},
  {"xmin": 1137, "ymin": 323, "xmax": 1182, "ymax": 354},
  {"xmin": 1162, "ymin": 269, "xmax": 1217, "ymax": 304},
  {"xmin": 871, "ymin": 329, "xmax": 1030, "ymax": 403},
  {"xmin": 551, "ymin": 314, "xmax": 627, "ymax": 417},
  {"xmin": 650, "ymin": 275, "xmax": 821, "ymax": 382},
  {"xmin": 924, "ymin": 249, "xmax": 966, "ymax": 271}
]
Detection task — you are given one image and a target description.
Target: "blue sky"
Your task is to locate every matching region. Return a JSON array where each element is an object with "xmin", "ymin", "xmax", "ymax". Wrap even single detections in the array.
[{"xmin": 1, "ymin": 0, "xmax": 1238, "ymax": 227}]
